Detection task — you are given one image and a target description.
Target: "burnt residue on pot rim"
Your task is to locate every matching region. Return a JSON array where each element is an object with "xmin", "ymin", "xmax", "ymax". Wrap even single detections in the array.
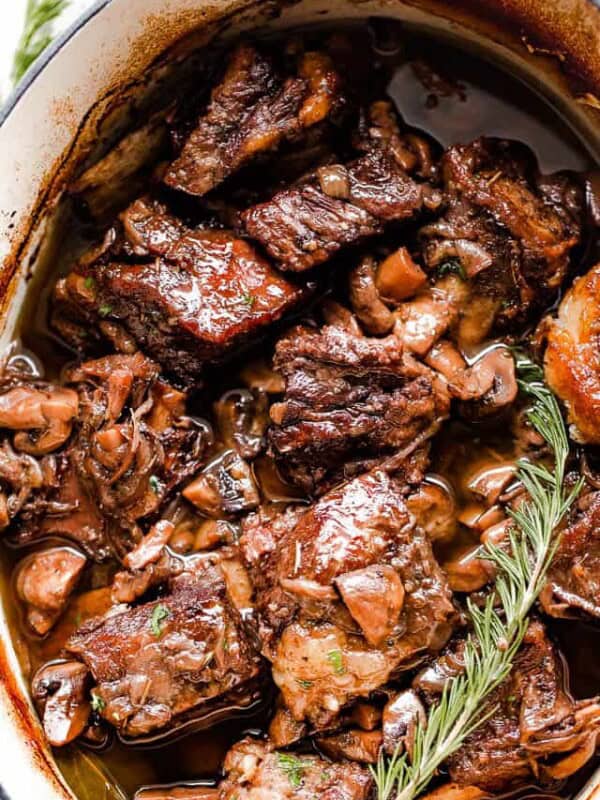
[{"xmin": 0, "ymin": 1, "xmax": 600, "ymax": 798}]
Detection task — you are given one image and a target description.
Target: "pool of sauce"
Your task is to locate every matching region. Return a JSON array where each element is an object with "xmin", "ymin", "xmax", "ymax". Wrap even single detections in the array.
[{"xmin": 2, "ymin": 19, "xmax": 598, "ymax": 800}]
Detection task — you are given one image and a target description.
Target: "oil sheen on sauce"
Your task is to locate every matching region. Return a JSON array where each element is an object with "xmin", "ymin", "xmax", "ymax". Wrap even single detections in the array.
[{"xmin": 2, "ymin": 20, "xmax": 598, "ymax": 800}]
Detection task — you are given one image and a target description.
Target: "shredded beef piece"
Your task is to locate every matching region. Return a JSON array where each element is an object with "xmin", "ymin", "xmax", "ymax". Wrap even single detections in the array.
[
  {"xmin": 240, "ymin": 469, "xmax": 455, "ymax": 728},
  {"xmin": 420, "ymin": 138, "xmax": 582, "ymax": 330},
  {"xmin": 66, "ymin": 557, "xmax": 263, "ymax": 740},
  {"xmin": 217, "ymin": 737, "xmax": 373, "ymax": 799},
  {"xmin": 408, "ymin": 621, "xmax": 600, "ymax": 791},
  {"xmin": 268, "ymin": 323, "xmax": 449, "ymax": 494},
  {"xmin": 6, "ymin": 353, "xmax": 209, "ymax": 560},
  {"xmin": 242, "ymin": 146, "xmax": 437, "ymax": 272},
  {"xmin": 53, "ymin": 198, "xmax": 310, "ymax": 382},
  {"xmin": 163, "ymin": 44, "xmax": 346, "ymax": 197},
  {"xmin": 540, "ymin": 490, "xmax": 600, "ymax": 621}
]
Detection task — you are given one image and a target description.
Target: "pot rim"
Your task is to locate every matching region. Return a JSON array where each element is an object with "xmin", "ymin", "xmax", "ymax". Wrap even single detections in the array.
[
  {"xmin": 0, "ymin": 0, "xmax": 110, "ymax": 128},
  {"xmin": 0, "ymin": 2, "xmax": 599, "ymax": 800}
]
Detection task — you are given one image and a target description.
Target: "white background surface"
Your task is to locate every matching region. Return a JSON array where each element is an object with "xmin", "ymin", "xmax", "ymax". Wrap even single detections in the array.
[{"xmin": 0, "ymin": 1, "xmax": 91, "ymax": 98}]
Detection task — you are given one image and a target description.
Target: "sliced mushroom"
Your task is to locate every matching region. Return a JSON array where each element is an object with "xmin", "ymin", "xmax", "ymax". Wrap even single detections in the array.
[
  {"xmin": 459, "ymin": 347, "xmax": 518, "ymax": 418},
  {"xmin": 183, "ymin": 450, "xmax": 260, "ymax": 517},
  {"xmin": 16, "ymin": 547, "xmax": 87, "ymax": 636},
  {"xmin": 123, "ymin": 520, "xmax": 175, "ymax": 571},
  {"xmin": 467, "ymin": 462, "xmax": 516, "ymax": 506},
  {"xmin": 0, "ymin": 385, "xmax": 79, "ymax": 455},
  {"xmin": 335, "ymin": 564, "xmax": 405, "ymax": 646},
  {"xmin": 268, "ymin": 701, "xmax": 307, "ymax": 748},
  {"xmin": 349, "ymin": 255, "xmax": 395, "ymax": 335},
  {"xmin": 394, "ymin": 275, "xmax": 468, "ymax": 356},
  {"xmin": 32, "ymin": 660, "xmax": 91, "ymax": 746},
  {"xmin": 383, "ymin": 689, "xmax": 427, "ymax": 757},
  {"xmin": 442, "ymin": 544, "xmax": 495, "ymax": 592}
]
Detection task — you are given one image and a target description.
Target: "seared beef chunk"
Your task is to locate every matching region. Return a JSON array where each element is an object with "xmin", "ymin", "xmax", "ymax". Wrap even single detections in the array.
[
  {"xmin": 217, "ymin": 737, "xmax": 373, "ymax": 799},
  {"xmin": 420, "ymin": 138, "xmax": 581, "ymax": 333},
  {"xmin": 164, "ymin": 44, "xmax": 346, "ymax": 197},
  {"xmin": 16, "ymin": 547, "xmax": 86, "ymax": 635},
  {"xmin": 54, "ymin": 198, "xmax": 309, "ymax": 381},
  {"xmin": 407, "ymin": 621, "xmax": 600, "ymax": 790},
  {"xmin": 8, "ymin": 353, "xmax": 209, "ymax": 560},
  {"xmin": 240, "ymin": 469, "xmax": 455, "ymax": 728},
  {"xmin": 540, "ymin": 490, "xmax": 600, "ymax": 620},
  {"xmin": 242, "ymin": 146, "xmax": 437, "ymax": 272},
  {"xmin": 65, "ymin": 555, "xmax": 263, "ymax": 740},
  {"xmin": 544, "ymin": 261, "xmax": 600, "ymax": 444},
  {"xmin": 268, "ymin": 323, "xmax": 449, "ymax": 494}
]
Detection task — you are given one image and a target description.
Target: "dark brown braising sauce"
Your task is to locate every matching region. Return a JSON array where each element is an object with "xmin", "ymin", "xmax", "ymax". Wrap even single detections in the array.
[{"xmin": 3, "ymin": 20, "xmax": 598, "ymax": 800}]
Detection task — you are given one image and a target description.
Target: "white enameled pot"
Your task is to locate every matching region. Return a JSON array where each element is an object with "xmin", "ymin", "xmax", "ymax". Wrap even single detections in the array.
[{"xmin": 0, "ymin": 1, "xmax": 599, "ymax": 798}]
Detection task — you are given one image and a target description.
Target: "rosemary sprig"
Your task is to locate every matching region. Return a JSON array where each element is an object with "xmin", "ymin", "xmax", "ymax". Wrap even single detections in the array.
[
  {"xmin": 373, "ymin": 353, "xmax": 583, "ymax": 800},
  {"xmin": 12, "ymin": 0, "xmax": 70, "ymax": 83}
]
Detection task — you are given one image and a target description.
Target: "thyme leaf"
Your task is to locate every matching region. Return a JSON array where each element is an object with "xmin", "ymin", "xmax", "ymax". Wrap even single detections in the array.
[{"xmin": 372, "ymin": 353, "xmax": 582, "ymax": 800}]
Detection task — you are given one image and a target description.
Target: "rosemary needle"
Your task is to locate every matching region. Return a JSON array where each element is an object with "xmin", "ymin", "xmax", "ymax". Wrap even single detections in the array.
[
  {"xmin": 12, "ymin": 0, "xmax": 70, "ymax": 84},
  {"xmin": 373, "ymin": 354, "xmax": 583, "ymax": 800}
]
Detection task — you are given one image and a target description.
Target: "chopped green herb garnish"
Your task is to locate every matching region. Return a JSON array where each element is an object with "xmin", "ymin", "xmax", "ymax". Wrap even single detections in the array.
[
  {"xmin": 277, "ymin": 752, "xmax": 304, "ymax": 788},
  {"xmin": 437, "ymin": 258, "xmax": 466, "ymax": 281},
  {"xmin": 150, "ymin": 603, "xmax": 170, "ymax": 638},
  {"xmin": 296, "ymin": 678, "xmax": 313, "ymax": 689},
  {"xmin": 98, "ymin": 303, "xmax": 113, "ymax": 317},
  {"xmin": 149, "ymin": 475, "xmax": 160, "ymax": 494},
  {"xmin": 327, "ymin": 649, "xmax": 345, "ymax": 675},
  {"xmin": 242, "ymin": 292, "xmax": 256, "ymax": 307},
  {"xmin": 90, "ymin": 693, "xmax": 105, "ymax": 713},
  {"xmin": 83, "ymin": 276, "xmax": 96, "ymax": 291}
]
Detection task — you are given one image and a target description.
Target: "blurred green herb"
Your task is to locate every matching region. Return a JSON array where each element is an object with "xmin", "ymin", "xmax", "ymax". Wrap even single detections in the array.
[
  {"xmin": 277, "ymin": 752, "xmax": 304, "ymax": 788},
  {"xmin": 12, "ymin": 0, "xmax": 70, "ymax": 83},
  {"xmin": 437, "ymin": 258, "xmax": 466, "ymax": 281},
  {"xmin": 150, "ymin": 603, "xmax": 170, "ymax": 638}
]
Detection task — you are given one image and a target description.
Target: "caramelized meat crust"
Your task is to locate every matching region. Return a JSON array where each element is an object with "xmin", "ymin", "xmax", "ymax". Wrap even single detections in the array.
[
  {"xmin": 67, "ymin": 560, "xmax": 263, "ymax": 740},
  {"xmin": 53, "ymin": 199, "xmax": 310, "ymax": 382},
  {"xmin": 268, "ymin": 323, "xmax": 449, "ymax": 494},
  {"xmin": 217, "ymin": 737, "xmax": 373, "ymax": 799},
  {"xmin": 240, "ymin": 469, "xmax": 455, "ymax": 728},
  {"xmin": 164, "ymin": 43, "xmax": 346, "ymax": 197},
  {"xmin": 540, "ymin": 490, "xmax": 600, "ymax": 620},
  {"xmin": 242, "ymin": 147, "xmax": 433, "ymax": 272},
  {"xmin": 544, "ymin": 262, "xmax": 600, "ymax": 444},
  {"xmin": 409, "ymin": 621, "xmax": 600, "ymax": 791},
  {"xmin": 420, "ymin": 138, "xmax": 582, "ymax": 330}
]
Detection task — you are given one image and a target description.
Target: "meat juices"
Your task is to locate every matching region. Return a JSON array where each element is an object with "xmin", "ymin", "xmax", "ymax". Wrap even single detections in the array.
[
  {"xmin": 240, "ymin": 470, "xmax": 455, "ymax": 728},
  {"xmin": 164, "ymin": 44, "xmax": 346, "ymax": 197},
  {"xmin": 4, "ymin": 26, "xmax": 599, "ymax": 800},
  {"xmin": 408, "ymin": 621, "xmax": 600, "ymax": 791},
  {"xmin": 54, "ymin": 199, "xmax": 310, "ymax": 382},
  {"xmin": 66, "ymin": 559, "xmax": 263, "ymax": 740},
  {"xmin": 268, "ymin": 324, "xmax": 449, "ymax": 494}
]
